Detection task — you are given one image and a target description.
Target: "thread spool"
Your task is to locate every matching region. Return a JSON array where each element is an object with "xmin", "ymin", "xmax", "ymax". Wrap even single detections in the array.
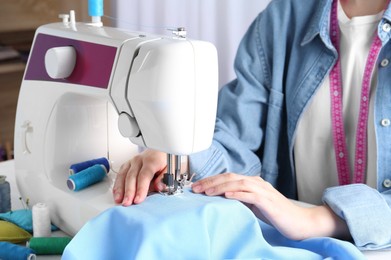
[
  {"xmin": 0, "ymin": 175, "xmax": 11, "ymax": 213},
  {"xmin": 69, "ymin": 157, "xmax": 110, "ymax": 175},
  {"xmin": 32, "ymin": 203, "xmax": 51, "ymax": 237},
  {"xmin": 67, "ymin": 164, "xmax": 107, "ymax": 191},
  {"xmin": 88, "ymin": 0, "xmax": 104, "ymax": 17},
  {"xmin": 27, "ymin": 237, "xmax": 72, "ymax": 255},
  {"xmin": 0, "ymin": 241, "xmax": 36, "ymax": 260}
]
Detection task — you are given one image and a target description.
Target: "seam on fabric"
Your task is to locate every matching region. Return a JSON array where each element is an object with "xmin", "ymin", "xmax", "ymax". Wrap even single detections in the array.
[{"xmin": 254, "ymin": 13, "xmax": 272, "ymax": 91}]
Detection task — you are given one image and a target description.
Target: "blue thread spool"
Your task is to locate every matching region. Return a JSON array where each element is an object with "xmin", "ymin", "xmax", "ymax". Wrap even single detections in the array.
[
  {"xmin": 67, "ymin": 164, "xmax": 107, "ymax": 191},
  {"xmin": 0, "ymin": 241, "xmax": 36, "ymax": 260},
  {"xmin": 69, "ymin": 157, "xmax": 110, "ymax": 175},
  {"xmin": 88, "ymin": 0, "xmax": 104, "ymax": 17},
  {"xmin": 0, "ymin": 175, "xmax": 11, "ymax": 213}
]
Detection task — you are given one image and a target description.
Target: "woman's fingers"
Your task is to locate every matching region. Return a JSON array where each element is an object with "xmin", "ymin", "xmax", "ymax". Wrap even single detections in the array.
[
  {"xmin": 192, "ymin": 172, "xmax": 344, "ymax": 241},
  {"xmin": 133, "ymin": 161, "xmax": 166, "ymax": 204},
  {"xmin": 192, "ymin": 172, "xmax": 241, "ymax": 193},
  {"xmin": 192, "ymin": 173, "xmax": 282, "ymax": 218},
  {"xmin": 121, "ymin": 157, "xmax": 142, "ymax": 206},
  {"xmin": 192, "ymin": 173, "xmax": 265, "ymax": 196},
  {"xmin": 112, "ymin": 160, "xmax": 131, "ymax": 203},
  {"xmin": 112, "ymin": 150, "xmax": 167, "ymax": 206}
]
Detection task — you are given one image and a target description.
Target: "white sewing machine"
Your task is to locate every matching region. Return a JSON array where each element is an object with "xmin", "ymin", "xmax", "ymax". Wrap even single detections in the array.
[{"xmin": 14, "ymin": 10, "xmax": 218, "ymax": 236}]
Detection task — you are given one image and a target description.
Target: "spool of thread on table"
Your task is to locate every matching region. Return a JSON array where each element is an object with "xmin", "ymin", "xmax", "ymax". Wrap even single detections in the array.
[
  {"xmin": 27, "ymin": 237, "xmax": 72, "ymax": 255},
  {"xmin": 0, "ymin": 241, "xmax": 36, "ymax": 260},
  {"xmin": 67, "ymin": 164, "xmax": 107, "ymax": 191},
  {"xmin": 0, "ymin": 175, "xmax": 11, "ymax": 213},
  {"xmin": 69, "ymin": 157, "xmax": 110, "ymax": 175},
  {"xmin": 32, "ymin": 203, "xmax": 51, "ymax": 237}
]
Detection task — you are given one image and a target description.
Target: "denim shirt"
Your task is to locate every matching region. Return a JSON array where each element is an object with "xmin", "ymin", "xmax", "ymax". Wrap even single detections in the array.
[{"xmin": 189, "ymin": 0, "xmax": 391, "ymax": 251}]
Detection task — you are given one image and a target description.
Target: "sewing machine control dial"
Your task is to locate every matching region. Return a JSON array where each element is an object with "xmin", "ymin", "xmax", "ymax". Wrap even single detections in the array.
[
  {"xmin": 118, "ymin": 112, "xmax": 140, "ymax": 138},
  {"xmin": 45, "ymin": 46, "xmax": 76, "ymax": 79}
]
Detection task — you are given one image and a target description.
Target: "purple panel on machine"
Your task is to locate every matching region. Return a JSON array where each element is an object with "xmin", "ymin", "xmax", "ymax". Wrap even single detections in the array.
[{"xmin": 25, "ymin": 34, "xmax": 118, "ymax": 89}]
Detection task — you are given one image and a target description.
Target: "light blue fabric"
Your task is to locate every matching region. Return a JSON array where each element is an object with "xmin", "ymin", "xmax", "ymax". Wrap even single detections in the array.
[
  {"xmin": 63, "ymin": 190, "xmax": 365, "ymax": 260},
  {"xmin": 189, "ymin": 0, "xmax": 391, "ymax": 250}
]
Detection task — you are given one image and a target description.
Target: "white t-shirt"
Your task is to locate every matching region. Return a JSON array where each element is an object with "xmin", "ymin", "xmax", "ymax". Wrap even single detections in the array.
[{"xmin": 294, "ymin": 1, "xmax": 382, "ymax": 205}]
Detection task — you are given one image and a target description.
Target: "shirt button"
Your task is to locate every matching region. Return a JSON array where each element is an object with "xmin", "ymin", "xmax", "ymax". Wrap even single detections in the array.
[
  {"xmin": 381, "ymin": 59, "xmax": 389, "ymax": 67},
  {"xmin": 383, "ymin": 23, "xmax": 391, "ymax": 33},
  {"xmin": 383, "ymin": 179, "xmax": 391, "ymax": 188},
  {"xmin": 381, "ymin": 118, "xmax": 391, "ymax": 127}
]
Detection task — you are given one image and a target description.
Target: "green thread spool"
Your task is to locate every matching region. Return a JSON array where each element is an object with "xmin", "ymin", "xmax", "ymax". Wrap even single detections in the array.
[{"xmin": 27, "ymin": 237, "xmax": 72, "ymax": 255}]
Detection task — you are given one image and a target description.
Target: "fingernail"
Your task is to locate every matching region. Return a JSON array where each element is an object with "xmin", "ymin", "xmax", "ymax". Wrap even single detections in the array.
[
  {"xmin": 192, "ymin": 184, "xmax": 201, "ymax": 193},
  {"xmin": 114, "ymin": 193, "xmax": 121, "ymax": 202},
  {"xmin": 122, "ymin": 197, "xmax": 130, "ymax": 206},
  {"xmin": 134, "ymin": 195, "xmax": 141, "ymax": 204}
]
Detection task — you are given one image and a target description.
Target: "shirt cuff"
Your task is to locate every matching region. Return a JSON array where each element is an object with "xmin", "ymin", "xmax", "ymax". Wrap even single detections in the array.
[{"xmin": 322, "ymin": 184, "xmax": 391, "ymax": 250}]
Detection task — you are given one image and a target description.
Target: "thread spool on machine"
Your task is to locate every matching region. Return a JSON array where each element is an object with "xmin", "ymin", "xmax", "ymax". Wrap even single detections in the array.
[{"xmin": 67, "ymin": 164, "xmax": 107, "ymax": 191}]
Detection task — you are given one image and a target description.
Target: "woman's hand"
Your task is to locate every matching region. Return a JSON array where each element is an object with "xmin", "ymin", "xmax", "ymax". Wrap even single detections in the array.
[
  {"xmin": 192, "ymin": 173, "xmax": 350, "ymax": 240},
  {"xmin": 113, "ymin": 149, "xmax": 167, "ymax": 206}
]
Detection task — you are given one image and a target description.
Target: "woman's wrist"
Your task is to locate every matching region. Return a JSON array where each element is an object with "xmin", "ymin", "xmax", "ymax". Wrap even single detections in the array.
[{"xmin": 308, "ymin": 205, "xmax": 351, "ymax": 239}]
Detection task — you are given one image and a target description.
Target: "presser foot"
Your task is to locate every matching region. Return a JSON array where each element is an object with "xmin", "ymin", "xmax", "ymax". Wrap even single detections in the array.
[
  {"xmin": 160, "ymin": 154, "xmax": 193, "ymax": 196},
  {"xmin": 159, "ymin": 187, "xmax": 183, "ymax": 196},
  {"xmin": 160, "ymin": 172, "xmax": 182, "ymax": 196}
]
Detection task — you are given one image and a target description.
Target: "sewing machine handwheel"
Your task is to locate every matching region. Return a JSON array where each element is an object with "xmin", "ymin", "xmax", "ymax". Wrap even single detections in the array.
[{"xmin": 118, "ymin": 112, "xmax": 140, "ymax": 138}]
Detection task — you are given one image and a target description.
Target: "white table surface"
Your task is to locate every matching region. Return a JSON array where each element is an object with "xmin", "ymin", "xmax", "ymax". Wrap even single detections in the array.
[{"xmin": 1, "ymin": 160, "xmax": 390, "ymax": 259}]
